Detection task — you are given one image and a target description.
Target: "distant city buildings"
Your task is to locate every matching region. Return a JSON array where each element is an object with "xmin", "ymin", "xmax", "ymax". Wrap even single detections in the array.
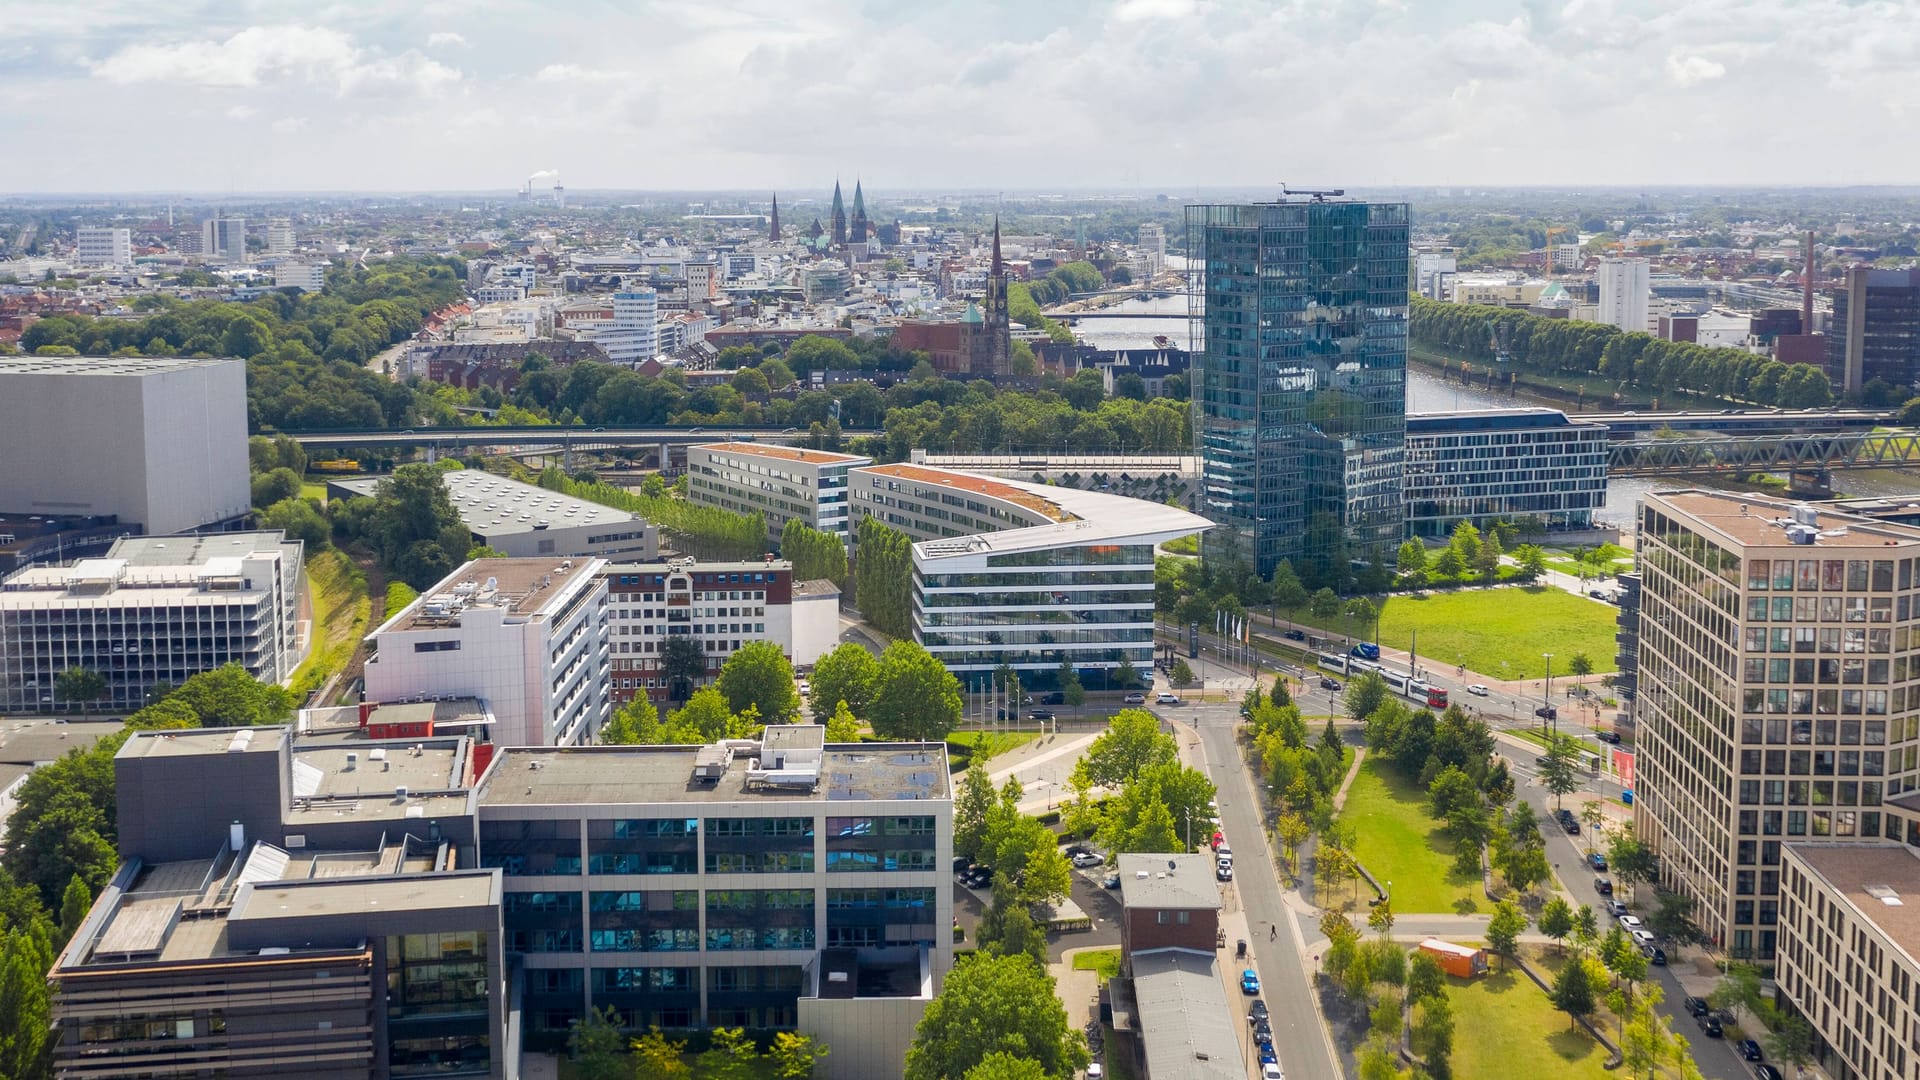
[
  {"xmin": 572, "ymin": 289, "xmax": 659, "ymax": 364},
  {"xmin": 74, "ymin": 226, "xmax": 131, "ymax": 269},
  {"xmin": 1827, "ymin": 265, "xmax": 1920, "ymax": 396},
  {"xmin": 273, "ymin": 262, "xmax": 326, "ymax": 292},
  {"xmin": 1186, "ymin": 198, "xmax": 1411, "ymax": 579},
  {"xmin": 1596, "ymin": 256, "xmax": 1651, "ymax": 332},
  {"xmin": 266, "ymin": 216, "xmax": 295, "ymax": 255},
  {"xmin": 0, "ymin": 532, "xmax": 305, "ymax": 713}
]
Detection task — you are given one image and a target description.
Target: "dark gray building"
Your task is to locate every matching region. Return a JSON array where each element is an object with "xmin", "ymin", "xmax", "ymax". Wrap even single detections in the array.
[
  {"xmin": 1827, "ymin": 265, "xmax": 1920, "ymax": 395},
  {"xmin": 1186, "ymin": 198, "xmax": 1411, "ymax": 580}
]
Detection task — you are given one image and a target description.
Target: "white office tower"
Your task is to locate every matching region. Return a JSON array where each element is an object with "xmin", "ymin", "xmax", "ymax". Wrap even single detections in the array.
[
  {"xmin": 1597, "ymin": 257, "xmax": 1650, "ymax": 333},
  {"xmin": 574, "ymin": 290, "xmax": 659, "ymax": 365},
  {"xmin": 274, "ymin": 263, "xmax": 327, "ymax": 293},
  {"xmin": 75, "ymin": 227, "xmax": 132, "ymax": 269},
  {"xmin": 266, "ymin": 218, "xmax": 294, "ymax": 255}
]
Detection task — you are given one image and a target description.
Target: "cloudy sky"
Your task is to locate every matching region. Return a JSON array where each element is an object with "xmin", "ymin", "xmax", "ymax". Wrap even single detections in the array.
[{"xmin": 2, "ymin": 0, "xmax": 1915, "ymax": 194}]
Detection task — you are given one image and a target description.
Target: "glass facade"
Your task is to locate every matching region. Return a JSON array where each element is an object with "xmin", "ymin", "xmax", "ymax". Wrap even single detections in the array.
[
  {"xmin": 1402, "ymin": 411, "xmax": 1609, "ymax": 538},
  {"xmin": 1187, "ymin": 200, "xmax": 1410, "ymax": 578},
  {"xmin": 385, "ymin": 932, "xmax": 492, "ymax": 1076}
]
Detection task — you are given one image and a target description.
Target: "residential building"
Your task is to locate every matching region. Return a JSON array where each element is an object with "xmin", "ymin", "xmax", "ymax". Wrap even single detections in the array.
[
  {"xmin": 686, "ymin": 443, "xmax": 871, "ymax": 545},
  {"xmin": 1631, "ymin": 491, "xmax": 1920, "ymax": 961},
  {"xmin": 266, "ymin": 216, "xmax": 295, "ymax": 255},
  {"xmin": 1186, "ymin": 198, "xmax": 1411, "ymax": 578},
  {"xmin": 1111, "ymin": 854, "xmax": 1241, "ymax": 1080},
  {"xmin": 1116, "ymin": 853, "xmax": 1223, "ymax": 963},
  {"xmin": 1414, "ymin": 249, "xmax": 1457, "ymax": 301},
  {"xmin": 0, "ymin": 355, "xmax": 251, "ymax": 535},
  {"xmin": 1597, "ymin": 256, "xmax": 1651, "ymax": 333},
  {"xmin": 327, "ymin": 470, "xmax": 657, "ymax": 562},
  {"xmin": 74, "ymin": 227, "xmax": 131, "ymax": 269},
  {"xmin": 364, "ymin": 558, "xmax": 612, "ymax": 747},
  {"xmin": 848, "ymin": 463, "xmax": 1209, "ymax": 687},
  {"xmin": 0, "ymin": 532, "xmax": 305, "ymax": 713},
  {"xmin": 603, "ymin": 558, "xmax": 839, "ymax": 707},
  {"xmin": 477, "ymin": 724, "xmax": 952, "ymax": 1078},
  {"xmin": 1828, "ymin": 266, "xmax": 1920, "ymax": 396},
  {"xmin": 1776, "ymin": 843, "xmax": 1920, "ymax": 1080},
  {"xmin": 1402, "ymin": 409, "xmax": 1610, "ymax": 538},
  {"xmin": 572, "ymin": 290, "xmax": 658, "ymax": 365},
  {"xmin": 274, "ymin": 262, "xmax": 326, "ymax": 292},
  {"xmin": 202, "ymin": 215, "xmax": 247, "ymax": 263}
]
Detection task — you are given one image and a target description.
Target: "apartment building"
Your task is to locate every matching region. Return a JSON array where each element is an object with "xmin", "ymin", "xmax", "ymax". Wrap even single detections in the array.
[
  {"xmin": 686, "ymin": 443, "xmax": 872, "ymax": 545},
  {"xmin": 848, "ymin": 463, "xmax": 1209, "ymax": 687},
  {"xmin": 364, "ymin": 558, "xmax": 611, "ymax": 747},
  {"xmin": 274, "ymin": 262, "xmax": 327, "ymax": 292},
  {"xmin": 603, "ymin": 557, "xmax": 839, "ymax": 707},
  {"xmin": 1598, "ymin": 256, "xmax": 1651, "ymax": 333},
  {"xmin": 0, "ymin": 532, "xmax": 304, "ymax": 713},
  {"xmin": 1631, "ymin": 491, "xmax": 1920, "ymax": 961},
  {"xmin": 571, "ymin": 290, "xmax": 658, "ymax": 365},
  {"xmin": 328, "ymin": 470, "xmax": 657, "ymax": 562},
  {"xmin": 203, "ymin": 215, "xmax": 246, "ymax": 263},
  {"xmin": 1402, "ymin": 409, "xmax": 1610, "ymax": 538},
  {"xmin": 476, "ymin": 724, "xmax": 951, "ymax": 1078},
  {"xmin": 74, "ymin": 226, "xmax": 131, "ymax": 268}
]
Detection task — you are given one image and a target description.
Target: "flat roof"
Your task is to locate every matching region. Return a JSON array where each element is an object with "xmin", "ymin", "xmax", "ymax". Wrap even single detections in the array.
[
  {"xmin": 1118, "ymin": 854, "xmax": 1226, "ymax": 911},
  {"xmin": 293, "ymin": 744, "xmax": 467, "ymax": 798},
  {"xmin": 1787, "ymin": 844, "xmax": 1920, "ymax": 962},
  {"xmin": 118, "ymin": 726, "xmax": 287, "ymax": 761},
  {"xmin": 0, "ymin": 355, "xmax": 238, "ymax": 378},
  {"xmin": 380, "ymin": 557, "xmax": 602, "ymax": 634},
  {"xmin": 877, "ymin": 466, "xmax": 1213, "ymax": 561},
  {"xmin": 232, "ymin": 872, "xmax": 497, "ymax": 922},
  {"xmin": 794, "ymin": 579, "xmax": 841, "ymax": 598},
  {"xmin": 479, "ymin": 742, "xmax": 949, "ymax": 806},
  {"xmin": 332, "ymin": 469, "xmax": 641, "ymax": 538},
  {"xmin": 1649, "ymin": 490, "xmax": 1920, "ymax": 551},
  {"xmin": 859, "ymin": 463, "xmax": 1072, "ymax": 523},
  {"xmin": 0, "ymin": 719, "xmax": 119, "ymax": 765},
  {"xmin": 694, "ymin": 442, "xmax": 871, "ymax": 466},
  {"xmin": 1408, "ymin": 408, "xmax": 1594, "ymax": 434},
  {"xmin": 1130, "ymin": 951, "xmax": 1246, "ymax": 1080}
]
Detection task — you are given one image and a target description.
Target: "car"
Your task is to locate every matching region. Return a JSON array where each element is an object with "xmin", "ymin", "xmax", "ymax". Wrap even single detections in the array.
[
  {"xmin": 1217, "ymin": 864, "xmax": 1234, "ymax": 881},
  {"xmin": 1754, "ymin": 1065, "xmax": 1784, "ymax": 1080},
  {"xmin": 1467, "ymin": 684, "xmax": 1489, "ymax": 696},
  {"xmin": 1605, "ymin": 899, "xmax": 1629, "ymax": 917},
  {"xmin": 1029, "ymin": 709, "xmax": 1056, "ymax": 721},
  {"xmin": 1618, "ymin": 914, "xmax": 1644, "ymax": 931},
  {"xmin": 953, "ymin": 856, "xmax": 971, "ymax": 874},
  {"xmin": 1283, "ymin": 629, "xmax": 1306, "ymax": 642},
  {"xmin": 1642, "ymin": 944, "xmax": 1666, "ymax": 966},
  {"xmin": 1262, "ymin": 1064, "xmax": 1284, "ymax": 1080},
  {"xmin": 1594, "ymin": 877, "xmax": 1613, "ymax": 896},
  {"xmin": 1557, "ymin": 807, "xmax": 1576, "ymax": 823},
  {"xmin": 1064, "ymin": 843, "xmax": 1093, "ymax": 858},
  {"xmin": 796, "ymin": 679, "xmax": 810, "ymax": 695},
  {"xmin": 1241, "ymin": 969, "xmax": 1261, "ymax": 995},
  {"xmin": 1320, "ymin": 677, "xmax": 1343, "ymax": 691},
  {"xmin": 1589, "ymin": 589, "xmax": 1610, "ymax": 600},
  {"xmin": 1103, "ymin": 872, "xmax": 1121, "ymax": 889},
  {"xmin": 1252, "ymin": 1018, "xmax": 1272, "ymax": 1041},
  {"xmin": 1739, "ymin": 1039, "xmax": 1764, "ymax": 1062},
  {"xmin": 1631, "ymin": 929, "xmax": 1656, "ymax": 948},
  {"xmin": 1156, "ymin": 692, "xmax": 1182, "ymax": 705},
  {"xmin": 962, "ymin": 866, "xmax": 992, "ymax": 889},
  {"xmin": 1259, "ymin": 1044, "xmax": 1280, "ymax": 1065},
  {"xmin": 1087, "ymin": 1065, "xmax": 1102, "ymax": 1080},
  {"xmin": 1249, "ymin": 999, "xmax": 1269, "ymax": 1024},
  {"xmin": 1255, "ymin": 1033, "xmax": 1274, "ymax": 1055},
  {"xmin": 1536, "ymin": 705, "xmax": 1559, "ymax": 720},
  {"xmin": 1351, "ymin": 642, "xmax": 1381, "ymax": 660},
  {"xmin": 1697, "ymin": 1014, "xmax": 1723, "ymax": 1038},
  {"xmin": 1684, "ymin": 996, "xmax": 1711, "ymax": 1017},
  {"xmin": 1562, "ymin": 818, "xmax": 1581, "ymax": 835},
  {"xmin": 1588, "ymin": 852, "xmax": 1609, "ymax": 871},
  {"xmin": 1123, "ymin": 692, "xmax": 1146, "ymax": 705},
  {"xmin": 1070, "ymin": 852, "xmax": 1105, "ymax": 869},
  {"xmin": 1595, "ymin": 730, "xmax": 1623, "ymax": 744}
]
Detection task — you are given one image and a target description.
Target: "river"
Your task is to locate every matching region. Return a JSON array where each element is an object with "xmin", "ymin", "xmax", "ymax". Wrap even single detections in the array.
[{"xmin": 1062, "ymin": 296, "xmax": 1920, "ymax": 527}]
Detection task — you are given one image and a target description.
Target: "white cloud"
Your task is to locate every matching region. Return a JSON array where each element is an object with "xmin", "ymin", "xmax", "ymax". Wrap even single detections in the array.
[
  {"xmin": 1112, "ymin": 0, "xmax": 1198, "ymax": 21},
  {"xmin": 270, "ymin": 115, "xmax": 307, "ymax": 133},
  {"xmin": 535, "ymin": 63, "xmax": 628, "ymax": 82},
  {"xmin": 427, "ymin": 31, "xmax": 467, "ymax": 48},
  {"xmin": 84, "ymin": 24, "xmax": 460, "ymax": 96},
  {"xmin": 225, "ymin": 104, "xmax": 255, "ymax": 119},
  {"xmin": 1666, "ymin": 51, "xmax": 1727, "ymax": 86}
]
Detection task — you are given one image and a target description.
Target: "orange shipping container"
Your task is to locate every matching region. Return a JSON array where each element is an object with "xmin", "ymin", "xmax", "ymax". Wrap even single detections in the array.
[{"xmin": 1418, "ymin": 938, "xmax": 1488, "ymax": 979}]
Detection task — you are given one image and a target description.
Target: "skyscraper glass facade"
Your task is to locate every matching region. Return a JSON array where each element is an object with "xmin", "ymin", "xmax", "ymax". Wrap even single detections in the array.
[{"xmin": 1186, "ymin": 200, "xmax": 1411, "ymax": 578}]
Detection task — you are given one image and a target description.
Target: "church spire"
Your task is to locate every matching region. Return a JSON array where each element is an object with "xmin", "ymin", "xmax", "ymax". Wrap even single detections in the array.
[
  {"xmin": 850, "ymin": 180, "xmax": 869, "ymax": 244},
  {"xmin": 991, "ymin": 217, "xmax": 1003, "ymax": 275},
  {"xmin": 769, "ymin": 193, "xmax": 781, "ymax": 242},
  {"xmin": 830, "ymin": 180, "xmax": 847, "ymax": 247}
]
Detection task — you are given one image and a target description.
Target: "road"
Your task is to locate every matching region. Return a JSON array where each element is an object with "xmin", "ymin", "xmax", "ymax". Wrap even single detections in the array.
[{"xmin": 1189, "ymin": 700, "xmax": 1340, "ymax": 1080}]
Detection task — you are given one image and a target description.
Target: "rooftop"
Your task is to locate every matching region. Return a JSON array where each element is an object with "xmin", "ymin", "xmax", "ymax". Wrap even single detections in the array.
[
  {"xmin": 794, "ymin": 579, "xmax": 841, "ymax": 598},
  {"xmin": 859, "ymin": 463, "xmax": 1073, "ymax": 523},
  {"xmin": 479, "ymin": 741, "xmax": 949, "ymax": 806},
  {"xmin": 379, "ymin": 556, "xmax": 603, "ymax": 634},
  {"xmin": 1129, "ymin": 950, "xmax": 1246, "ymax": 1080},
  {"xmin": 118, "ymin": 726, "xmax": 287, "ymax": 762},
  {"xmin": 331, "ymin": 469, "xmax": 640, "ymax": 538},
  {"xmin": 1409, "ymin": 408, "xmax": 1593, "ymax": 434},
  {"xmin": 0, "ymin": 355, "xmax": 238, "ymax": 378},
  {"xmin": 232, "ymin": 871, "xmax": 497, "ymax": 924},
  {"xmin": 878, "ymin": 467, "xmax": 1213, "ymax": 562},
  {"xmin": 1118, "ymin": 853, "xmax": 1226, "ymax": 911},
  {"xmin": 1650, "ymin": 490, "xmax": 1920, "ymax": 551},
  {"xmin": 0, "ymin": 719, "xmax": 120, "ymax": 765},
  {"xmin": 695, "ymin": 442, "xmax": 871, "ymax": 465},
  {"xmin": 1786, "ymin": 844, "xmax": 1920, "ymax": 961}
]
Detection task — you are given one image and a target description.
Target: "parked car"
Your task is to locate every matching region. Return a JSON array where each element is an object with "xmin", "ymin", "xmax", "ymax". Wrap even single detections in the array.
[
  {"xmin": 1605, "ymin": 899, "xmax": 1629, "ymax": 917},
  {"xmin": 1070, "ymin": 851, "xmax": 1105, "ymax": 869},
  {"xmin": 1241, "ymin": 969, "xmax": 1261, "ymax": 995},
  {"xmin": 1697, "ymin": 1014, "xmax": 1723, "ymax": 1038},
  {"xmin": 1588, "ymin": 852, "xmax": 1609, "ymax": 871},
  {"xmin": 1595, "ymin": 730, "xmax": 1623, "ymax": 744},
  {"xmin": 1684, "ymin": 996, "xmax": 1711, "ymax": 1017},
  {"xmin": 953, "ymin": 856, "xmax": 971, "ymax": 874},
  {"xmin": 1249, "ymin": 999, "xmax": 1269, "ymax": 1024},
  {"xmin": 1217, "ymin": 863, "xmax": 1234, "ymax": 882},
  {"xmin": 1320, "ymin": 677, "xmax": 1343, "ymax": 691},
  {"xmin": 1594, "ymin": 877, "xmax": 1613, "ymax": 896},
  {"xmin": 1643, "ymin": 944, "xmax": 1666, "ymax": 965},
  {"xmin": 1029, "ymin": 709, "xmax": 1056, "ymax": 721},
  {"xmin": 1103, "ymin": 872, "xmax": 1121, "ymax": 889},
  {"xmin": 1536, "ymin": 705, "xmax": 1559, "ymax": 720},
  {"xmin": 1123, "ymin": 692, "xmax": 1147, "ymax": 705},
  {"xmin": 1618, "ymin": 914, "xmax": 1644, "ymax": 931},
  {"xmin": 1754, "ymin": 1065, "xmax": 1784, "ymax": 1080},
  {"xmin": 1259, "ymin": 1043, "xmax": 1280, "ymax": 1066},
  {"xmin": 1210, "ymin": 831, "xmax": 1225, "ymax": 851},
  {"xmin": 1467, "ymin": 684, "xmax": 1489, "ymax": 696},
  {"xmin": 1252, "ymin": 1018, "xmax": 1272, "ymax": 1041},
  {"xmin": 1590, "ymin": 589, "xmax": 1610, "ymax": 600},
  {"xmin": 1156, "ymin": 692, "xmax": 1182, "ymax": 705},
  {"xmin": 1262, "ymin": 1064, "xmax": 1284, "ymax": 1080},
  {"xmin": 1739, "ymin": 1040, "xmax": 1764, "ymax": 1062},
  {"xmin": 1562, "ymin": 818, "xmax": 1581, "ymax": 835},
  {"xmin": 1283, "ymin": 629, "xmax": 1306, "ymax": 641}
]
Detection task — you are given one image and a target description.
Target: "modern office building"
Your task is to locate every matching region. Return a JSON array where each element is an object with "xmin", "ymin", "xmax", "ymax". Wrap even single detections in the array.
[
  {"xmin": 1402, "ymin": 409, "xmax": 1610, "ymax": 538},
  {"xmin": 477, "ymin": 724, "xmax": 952, "ymax": 1077},
  {"xmin": 74, "ymin": 226, "xmax": 132, "ymax": 268},
  {"xmin": 0, "ymin": 355, "xmax": 251, "ymax": 535},
  {"xmin": 0, "ymin": 532, "xmax": 305, "ymax": 713},
  {"xmin": 202, "ymin": 215, "xmax": 247, "ymax": 263},
  {"xmin": 1186, "ymin": 198, "xmax": 1410, "ymax": 579},
  {"xmin": 275, "ymin": 262, "xmax": 327, "ymax": 292},
  {"xmin": 266, "ymin": 217, "xmax": 295, "ymax": 255},
  {"xmin": 364, "ymin": 558, "xmax": 612, "ymax": 747},
  {"xmin": 603, "ymin": 557, "xmax": 839, "ymax": 707},
  {"xmin": 1631, "ymin": 491, "xmax": 1920, "ymax": 961},
  {"xmin": 1776, "ymin": 842, "xmax": 1920, "ymax": 1080},
  {"xmin": 328, "ymin": 470, "xmax": 657, "ymax": 562},
  {"xmin": 1597, "ymin": 256, "xmax": 1651, "ymax": 333},
  {"xmin": 849, "ymin": 463, "xmax": 1209, "ymax": 687},
  {"xmin": 572, "ymin": 290, "xmax": 659, "ymax": 365},
  {"xmin": 1827, "ymin": 265, "xmax": 1920, "ymax": 396},
  {"xmin": 687, "ymin": 443, "xmax": 871, "ymax": 546}
]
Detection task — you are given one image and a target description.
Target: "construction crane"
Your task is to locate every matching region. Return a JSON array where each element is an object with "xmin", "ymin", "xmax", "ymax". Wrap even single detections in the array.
[
  {"xmin": 1544, "ymin": 226, "xmax": 1572, "ymax": 272},
  {"xmin": 1280, "ymin": 184, "xmax": 1345, "ymax": 202}
]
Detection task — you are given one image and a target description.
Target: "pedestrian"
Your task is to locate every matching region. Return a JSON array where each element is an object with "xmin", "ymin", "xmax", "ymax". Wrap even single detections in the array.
[{"xmin": 1270, "ymin": 924, "xmax": 1277, "ymax": 941}]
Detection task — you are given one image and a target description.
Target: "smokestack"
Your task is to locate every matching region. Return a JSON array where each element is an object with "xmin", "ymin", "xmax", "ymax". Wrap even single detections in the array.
[{"xmin": 1802, "ymin": 230, "xmax": 1815, "ymax": 335}]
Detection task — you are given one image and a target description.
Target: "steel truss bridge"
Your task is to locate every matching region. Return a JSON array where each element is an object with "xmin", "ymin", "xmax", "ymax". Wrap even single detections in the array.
[{"xmin": 1611, "ymin": 429, "xmax": 1920, "ymax": 478}]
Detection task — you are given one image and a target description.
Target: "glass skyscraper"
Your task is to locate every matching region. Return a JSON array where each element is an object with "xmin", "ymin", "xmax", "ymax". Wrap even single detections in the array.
[{"xmin": 1186, "ymin": 199, "xmax": 1410, "ymax": 580}]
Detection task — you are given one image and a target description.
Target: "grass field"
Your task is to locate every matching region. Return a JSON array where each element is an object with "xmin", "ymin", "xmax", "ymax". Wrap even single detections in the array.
[
  {"xmin": 1289, "ymin": 586, "xmax": 1620, "ymax": 678},
  {"xmin": 1072, "ymin": 948, "xmax": 1122, "ymax": 985},
  {"xmin": 1337, "ymin": 759, "xmax": 1481, "ymax": 914},
  {"xmin": 299, "ymin": 481, "xmax": 328, "ymax": 504},
  {"xmin": 287, "ymin": 549, "xmax": 371, "ymax": 699},
  {"xmin": 1446, "ymin": 969, "xmax": 1612, "ymax": 1080}
]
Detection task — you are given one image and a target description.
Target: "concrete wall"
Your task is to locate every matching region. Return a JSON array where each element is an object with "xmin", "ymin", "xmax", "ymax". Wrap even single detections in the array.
[
  {"xmin": 798, "ymin": 995, "xmax": 926, "ymax": 1080},
  {"xmin": 790, "ymin": 592, "xmax": 840, "ymax": 669},
  {"xmin": 115, "ymin": 734, "xmax": 290, "ymax": 864}
]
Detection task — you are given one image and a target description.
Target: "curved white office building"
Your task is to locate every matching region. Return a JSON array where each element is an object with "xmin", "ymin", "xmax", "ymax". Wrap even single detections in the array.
[{"xmin": 849, "ymin": 463, "xmax": 1210, "ymax": 688}]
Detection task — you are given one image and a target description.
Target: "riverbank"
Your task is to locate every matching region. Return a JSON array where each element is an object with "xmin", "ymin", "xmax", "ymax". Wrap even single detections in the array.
[{"xmin": 1407, "ymin": 341, "xmax": 1736, "ymax": 413}]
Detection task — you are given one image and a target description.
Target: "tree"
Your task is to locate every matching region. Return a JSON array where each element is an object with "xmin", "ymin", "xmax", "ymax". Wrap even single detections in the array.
[
  {"xmin": 824, "ymin": 700, "xmax": 862, "ymax": 742},
  {"xmin": 1432, "ymin": 546, "xmax": 1466, "ymax": 579},
  {"xmin": 1608, "ymin": 825, "xmax": 1658, "ymax": 900},
  {"xmin": 1499, "ymin": 837, "xmax": 1550, "ymax": 894},
  {"xmin": 59, "ymin": 874, "xmax": 92, "ymax": 943},
  {"xmin": 870, "ymin": 641, "xmax": 963, "ymax": 741},
  {"xmin": 769, "ymin": 1031, "xmax": 830, "ymax": 1080},
  {"xmin": 1112, "ymin": 658, "xmax": 1143, "ymax": 689},
  {"xmin": 1367, "ymin": 899, "xmax": 1395, "ymax": 937},
  {"xmin": 962, "ymin": 1052, "xmax": 1051, "ymax": 1080},
  {"xmin": 601, "ymin": 695, "xmax": 658, "ymax": 745},
  {"xmin": 250, "ymin": 466, "xmax": 303, "ymax": 508},
  {"xmin": 1407, "ymin": 949, "xmax": 1445, "ymax": 1003},
  {"xmin": 53, "ymin": 668, "xmax": 107, "ymax": 714},
  {"xmin": 1075, "ymin": 709, "xmax": 1176, "ymax": 788},
  {"xmin": 1396, "ymin": 540, "xmax": 1429, "ymax": 579},
  {"xmin": 1767, "ymin": 1013, "xmax": 1815, "ymax": 1072},
  {"xmin": 1552, "ymin": 957, "xmax": 1596, "ymax": 1029},
  {"xmin": 975, "ymin": 879, "xmax": 1049, "ymax": 966},
  {"xmin": 1709, "ymin": 962, "xmax": 1763, "ymax": 1025},
  {"xmin": 1345, "ymin": 671, "xmax": 1389, "ymax": 723},
  {"xmin": 1168, "ymin": 659, "xmax": 1195, "ymax": 688},
  {"xmin": 668, "ymin": 687, "xmax": 744, "ymax": 743},
  {"xmin": 362, "ymin": 463, "xmax": 474, "ymax": 588},
  {"xmin": 904, "ymin": 953, "xmax": 1089, "ymax": 1080},
  {"xmin": 1275, "ymin": 812, "xmax": 1311, "ymax": 874},
  {"xmin": 0, "ymin": 925, "xmax": 53, "ymax": 1080},
  {"xmin": 1056, "ymin": 659, "xmax": 1084, "ymax": 713},
  {"xmin": 1514, "ymin": 543, "xmax": 1547, "ymax": 584},
  {"xmin": 631, "ymin": 1027, "xmax": 691, "ymax": 1078},
  {"xmin": 566, "ymin": 1006, "xmax": 630, "ymax": 1080},
  {"xmin": 809, "ymin": 641, "xmax": 879, "ymax": 721},
  {"xmin": 660, "ymin": 636, "xmax": 708, "ymax": 700},
  {"xmin": 1474, "ymin": 532, "xmax": 1504, "ymax": 581},
  {"xmin": 164, "ymin": 663, "xmax": 295, "ymax": 726},
  {"xmin": 716, "ymin": 641, "xmax": 801, "ymax": 724},
  {"xmin": 1539, "ymin": 896, "xmax": 1575, "ymax": 954},
  {"xmin": 260, "ymin": 496, "xmax": 330, "ymax": 550},
  {"xmin": 1541, "ymin": 739, "xmax": 1582, "ymax": 809},
  {"xmin": 697, "ymin": 1027, "xmax": 762, "ymax": 1080},
  {"xmin": 1411, "ymin": 993, "xmax": 1455, "ymax": 1079},
  {"xmin": 1309, "ymin": 587, "xmax": 1342, "ymax": 621},
  {"xmin": 1569, "ymin": 652, "xmax": 1594, "ymax": 678},
  {"xmin": 1270, "ymin": 559, "xmax": 1309, "ymax": 621},
  {"xmin": 1573, "ymin": 904, "xmax": 1600, "ymax": 951},
  {"xmin": 1485, "ymin": 899, "xmax": 1527, "ymax": 970}
]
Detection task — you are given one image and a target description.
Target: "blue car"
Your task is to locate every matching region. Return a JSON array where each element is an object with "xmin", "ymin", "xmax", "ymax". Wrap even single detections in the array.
[
  {"xmin": 1258, "ymin": 1045, "xmax": 1278, "ymax": 1066},
  {"xmin": 1241, "ymin": 969, "xmax": 1261, "ymax": 995}
]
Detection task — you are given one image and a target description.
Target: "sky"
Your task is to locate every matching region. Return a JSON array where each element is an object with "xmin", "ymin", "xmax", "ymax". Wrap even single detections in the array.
[{"xmin": 2, "ymin": 0, "xmax": 1917, "ymax": 194}]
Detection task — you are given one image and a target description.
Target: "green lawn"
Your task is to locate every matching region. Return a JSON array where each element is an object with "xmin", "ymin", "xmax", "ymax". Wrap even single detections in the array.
[
  {"xmin": 1295, "ymin": 586, "xmax": 1620, "ymax": 678},
  {"xmin": 1446, "ymin": 968, "xmax": 1612, "ymax": 1080},
  {"xmin": 299, "ymin": 481, "xmax": 329, "ymax": 504},
  {"xmin": 287, "ymin": 549, "xmax": 371, "ymax": 700},
  {"xmin": 1337, "ymin": 759, "xmax": 1481, "ymax": 914},
  {"xmin": 1072, "ymin": 948, "xmax": 1122, "ymax": 985},
  {"xmin": 949, "ymin": 729, "xmax": 1044, "ymax": 762}
]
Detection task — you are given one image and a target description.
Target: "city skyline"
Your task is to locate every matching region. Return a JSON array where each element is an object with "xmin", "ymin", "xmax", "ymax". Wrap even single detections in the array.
[{"xmin": 5, "ymin": 0, "xmax": 1920, "ymax": 193}]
